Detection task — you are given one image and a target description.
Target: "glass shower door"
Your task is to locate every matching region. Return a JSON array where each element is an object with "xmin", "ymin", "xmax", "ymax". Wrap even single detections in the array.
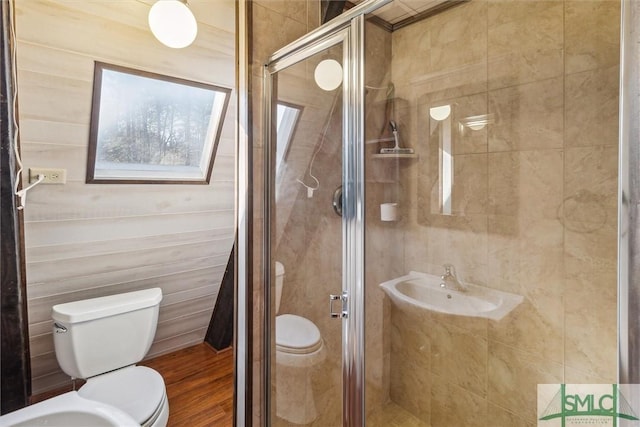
[{"xmin": 265, "ymin": 32, "xmax": 348, "ymax": 427}]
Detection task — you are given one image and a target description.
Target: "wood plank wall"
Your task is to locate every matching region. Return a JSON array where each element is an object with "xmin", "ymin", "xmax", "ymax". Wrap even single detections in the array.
[{"xmin": 13, "ymin": 0, "xmax": 236, "ymax": 394}]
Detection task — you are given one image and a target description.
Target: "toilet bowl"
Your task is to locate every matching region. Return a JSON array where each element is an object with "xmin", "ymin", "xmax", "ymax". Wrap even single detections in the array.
[
  {"xmin": 274, "ymin": 262, "xmax": 326, "ymax": 425},
  {"xmin": 49, "ymin": 287, "xmax": 169, "ymax": 427}
]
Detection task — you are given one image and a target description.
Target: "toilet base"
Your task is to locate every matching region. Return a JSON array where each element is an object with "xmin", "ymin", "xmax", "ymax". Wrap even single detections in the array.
[{"xmin": 275, "ymin": 363, "xmax": 318, "ymax": 425}]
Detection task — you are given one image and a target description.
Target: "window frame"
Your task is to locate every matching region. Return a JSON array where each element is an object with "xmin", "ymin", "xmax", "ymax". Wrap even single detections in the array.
[
  {"xmin": 275, "ymin": 101, "xmax": 303, "ymax": 174},
  {"xmin": 86, "ymin": 62, "xmax": 232, "ymax": 185}
]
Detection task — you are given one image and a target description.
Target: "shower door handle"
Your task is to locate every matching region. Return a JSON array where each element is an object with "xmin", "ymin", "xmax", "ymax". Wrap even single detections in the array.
[
  {"xmin": 329, "ymin": 292, "xmax": 348, "ymax": 318},
  {"xmin": 332, "ymin": 185, "xmax": 343, "ymax": 217}
]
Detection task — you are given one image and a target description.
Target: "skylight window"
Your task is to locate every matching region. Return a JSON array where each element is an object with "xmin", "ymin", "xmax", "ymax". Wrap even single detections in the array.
[{"xmin": 87, "ymin": 62, "xmax": 231, "ymax": 184}]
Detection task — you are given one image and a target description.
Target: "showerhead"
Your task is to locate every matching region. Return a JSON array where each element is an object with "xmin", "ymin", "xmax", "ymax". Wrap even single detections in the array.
[{"xmin": 380, "ymin": 119, "xmax": 414, "ymax": 154}]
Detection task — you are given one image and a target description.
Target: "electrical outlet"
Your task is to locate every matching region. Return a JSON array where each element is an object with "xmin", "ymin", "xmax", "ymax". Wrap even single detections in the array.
[{"xmin": 29, "ymin": 168, "xmax": 67, "ymax": 184}]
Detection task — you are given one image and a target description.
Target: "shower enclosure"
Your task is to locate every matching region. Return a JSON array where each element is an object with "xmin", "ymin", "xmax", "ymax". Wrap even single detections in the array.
[{"xmin": 262, "ymin": 0, "xmax": 621, "ymax": 425}]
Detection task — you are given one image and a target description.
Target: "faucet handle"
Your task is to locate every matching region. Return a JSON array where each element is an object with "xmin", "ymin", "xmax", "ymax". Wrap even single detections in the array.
[{"xmin": 443, "ymin": 263, "xmax": 455, "ymax": 275}]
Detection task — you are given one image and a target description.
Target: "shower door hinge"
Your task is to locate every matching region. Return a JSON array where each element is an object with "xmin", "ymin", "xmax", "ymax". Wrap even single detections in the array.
[{"xmin": 329, "ymin": 292, "xmax": 348, "ymax": 318}]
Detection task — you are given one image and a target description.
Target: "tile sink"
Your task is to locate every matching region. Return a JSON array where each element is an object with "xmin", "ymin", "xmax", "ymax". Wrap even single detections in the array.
[{"xmin": 380, "ymin": 271, "xmax": 523, "ymax": 321}]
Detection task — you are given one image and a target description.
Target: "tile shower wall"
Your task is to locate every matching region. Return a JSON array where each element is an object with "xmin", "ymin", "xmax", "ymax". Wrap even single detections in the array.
[
  {"xmin": 385, "ymin": 1, "xmax": 620, "ymax": 426},
  {"xmin": 363, "ymin": 19, "xmax": 403, "ymax": 417}
]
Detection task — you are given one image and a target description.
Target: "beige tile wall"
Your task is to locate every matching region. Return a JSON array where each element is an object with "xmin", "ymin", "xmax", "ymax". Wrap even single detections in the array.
[
  {"xmin": 363, "ymin": 18, "xmax": 400, "ymax": 418},
  {"xmin": 386, "ymin": 1, "xmax": 620, "ymax": 426}
]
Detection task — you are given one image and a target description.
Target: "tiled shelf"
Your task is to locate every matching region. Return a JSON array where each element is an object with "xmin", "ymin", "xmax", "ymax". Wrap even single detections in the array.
[{"xmin": 371, "ymin": 153, "xmax": 418, "ymax": 159}]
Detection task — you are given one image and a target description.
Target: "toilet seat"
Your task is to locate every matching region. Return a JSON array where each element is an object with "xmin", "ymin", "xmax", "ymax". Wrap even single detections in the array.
[
  {"xmin": 274, "ymin": 315, "xmax": 325, "ymax": 424},
  {"xmin": 276, "ymin": 314, "xmax": 322, "ymax": 354},
  {"xmin": 78, "ymin": 365, "xmax": 166, "ymax": 426}
]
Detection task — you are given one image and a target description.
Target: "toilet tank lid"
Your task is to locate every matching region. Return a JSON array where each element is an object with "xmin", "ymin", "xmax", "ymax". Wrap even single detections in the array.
[{"xmin": 52, "ymin": 288, "xmax": 162, "ymax": 324}]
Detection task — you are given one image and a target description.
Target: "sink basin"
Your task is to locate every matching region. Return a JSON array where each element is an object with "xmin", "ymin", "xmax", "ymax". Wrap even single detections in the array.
[
  {"xmin": 380, "ymin": 271, "xmax": 523, "ymax": 321},
  {"xmin": 0, "ymin": 392, "xmax": 138, "ymax": 427}
]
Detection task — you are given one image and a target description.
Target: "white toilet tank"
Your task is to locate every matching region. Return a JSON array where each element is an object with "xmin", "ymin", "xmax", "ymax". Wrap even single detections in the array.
[
  {"xmin": 52, "ymin": 288, "xmax": 162, "ymax": 379},
  {"xmin": 275, "ymin": 261, "xmax": 284, "ymax": 314}
]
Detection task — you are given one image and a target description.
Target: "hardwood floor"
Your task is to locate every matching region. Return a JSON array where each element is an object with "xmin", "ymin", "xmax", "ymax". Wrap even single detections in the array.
[
  {"xmin": 141, "ymin": 343, "xmax": 234, "ymax": 427},
  {"xmin": 31, "ymin": 343, "xmax": 234, "ymax": 426}
]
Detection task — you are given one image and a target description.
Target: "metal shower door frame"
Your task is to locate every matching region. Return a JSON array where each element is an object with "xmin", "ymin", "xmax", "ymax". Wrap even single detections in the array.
[{"xmin": 263, "ymin": 0, "xmax": 391, "ymax": 425}]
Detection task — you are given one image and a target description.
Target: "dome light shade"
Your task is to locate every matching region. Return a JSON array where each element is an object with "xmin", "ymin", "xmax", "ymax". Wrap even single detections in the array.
[
  {"xmin": 429, "ymin": 104, "xmax": 451, "ymax": 121},
  {"xmin": 468, "ymin": 123, "xmax": 486, "ymax": 131},
  {"xmin": 314, "ymin": 59, "xmax": 343, "ymax": 91},
  {"xmin": 148, "ymin": 0, "xmax": 198, "ymax": 49}
]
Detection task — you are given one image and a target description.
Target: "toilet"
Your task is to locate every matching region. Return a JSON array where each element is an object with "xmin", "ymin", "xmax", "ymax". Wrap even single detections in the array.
[
  {"xmin": 51, "ymin": 288, "xmax": 169, "ymax": 427},
  {"xmin": 274, "ymin": 261, "xmax": 325, "ymax": 425}
]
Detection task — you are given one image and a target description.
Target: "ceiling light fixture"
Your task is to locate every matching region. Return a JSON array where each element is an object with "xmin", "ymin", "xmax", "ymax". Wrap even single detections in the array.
[
  {"xmin": 148, "ymin": 0, "xmax": 198, "ymax": 49},
  {"xmin": 429, "ymin": 105, "xmax": 451, "ymax": 121},
  {"xmin": 314, "ymin": 59, "xmax": 343, "ymax": 91},
  {"xmin": 460, "ymin": 114, "xmax": 493, "ymax": 131}
]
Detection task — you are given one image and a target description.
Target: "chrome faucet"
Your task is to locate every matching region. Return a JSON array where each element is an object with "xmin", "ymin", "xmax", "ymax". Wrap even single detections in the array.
[{"xmin": 440, "ymin": 264, "xmax": 467, "ymax": 292}]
